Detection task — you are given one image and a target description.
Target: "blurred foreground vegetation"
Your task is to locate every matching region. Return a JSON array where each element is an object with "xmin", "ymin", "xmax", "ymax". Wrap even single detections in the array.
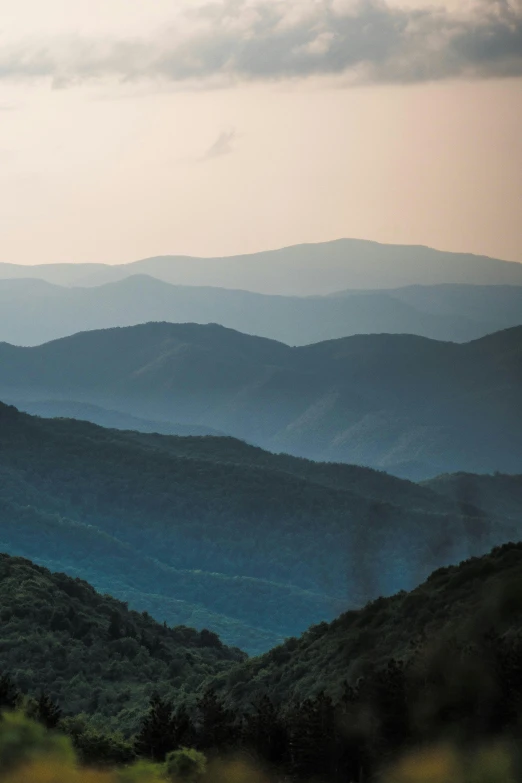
[
  {"xmin": 0, "ymin": 711, "xmax": 521, "ymax": 783},
  {"xmin": 0, "ymin": 711, "xmax": 217, "ymax": 783}
]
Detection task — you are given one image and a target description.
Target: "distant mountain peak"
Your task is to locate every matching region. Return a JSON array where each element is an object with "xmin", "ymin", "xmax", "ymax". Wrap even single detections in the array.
[{"xmin": 1, "ymin": 239, "xmax": 521, "ymax": 296}]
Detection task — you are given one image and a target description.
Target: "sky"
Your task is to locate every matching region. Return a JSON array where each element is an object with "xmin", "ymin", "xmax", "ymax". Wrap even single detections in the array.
[{"xmin": 0, "ymin": 0, "xmax": 521, "ymax": 265}]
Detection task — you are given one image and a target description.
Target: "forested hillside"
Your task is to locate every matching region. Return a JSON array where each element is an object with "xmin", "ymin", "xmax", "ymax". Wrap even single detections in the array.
[
  {"xmin": 13, "ymin": 399, "xmax": 222, "ymax": 437},
  {"xmin": 0, "ymin": 402, "xmax": 517, "ymax": 652},
  {"xmin": 1, "ymin": 322, "xmax": 521, "ymax": 477},
  {"xmin": 210, "ymin": 541, "xmax": 522, "ymax": 708},
  {"xmin": 196, "ymin": 543, "xmax": 522, "ymax": 779},
  {"xmin": 0, "ymin": 553, "xmax": 243, "ymax": 733},
  {"xmin": 3, "ymin": 545, "xmax": 522, "ymax": 781},
  {"xmin": 425, "ymin": 472, "xmax": 522, "ymax": 522}
]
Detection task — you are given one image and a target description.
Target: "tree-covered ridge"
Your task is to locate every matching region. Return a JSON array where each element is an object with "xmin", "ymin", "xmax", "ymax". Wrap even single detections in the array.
[
  {"xmin": 2, "ymin": 546, "xmax": 522, "ymax": 781},
  {"xmin": 209, "ymin": 541, "xmax": 522, "ymax": 709},
  {"xmin": 0, "ymin": 402, "xmax": 517, "ymax": 652},
  {"xmin": 425, "ymin": 472, "xmax": 522, "ymax": 522},
  {"xmin": 0, "ymin": 553, "xmax": 243, "ymax": 733},
  {"xmin": 1, "ymin": 321, "xmax": 522, "ymax": 478}
]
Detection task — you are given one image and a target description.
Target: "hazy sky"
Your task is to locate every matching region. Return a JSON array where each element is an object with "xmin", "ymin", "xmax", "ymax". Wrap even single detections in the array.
[{"xmin": 1, "ymin": 0, "xmax": 521, "ymax": 265}]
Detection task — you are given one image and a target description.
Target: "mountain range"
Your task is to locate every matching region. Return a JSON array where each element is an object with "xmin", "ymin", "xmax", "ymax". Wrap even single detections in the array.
[
  {"xmin": 1, "ymin": 402, "xmax": 520, "ymax": 655},
  {"xmin": 1, "ymin": 275, "xmax": 521, "ymax": 347},
  {"xmin": 1, "ymin": 322, "xmax": 521, "ymax": 479},
  {"xmin": 2, "ymin": 239, "xmax": 522, "ymax": 295}
]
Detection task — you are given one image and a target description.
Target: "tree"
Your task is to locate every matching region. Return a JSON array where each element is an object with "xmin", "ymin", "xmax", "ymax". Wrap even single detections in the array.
[
  {"xmin": 174, "ymin": 704, "xmax": 197, "ymax": 750},
  {"xmin": 287, "ymin": 692, "xmax": 337, "ymax": 778},
  {"xmin": 35, "ymin": 692, "xmax": 62, "ymax": 729},
  {"xmin": 242, "ymin": 695, "xmax": 287, "ymax": 766},
  {"xmin": 108, "ymin": 610, "xmax": 123, "ymax": 641},
  {"xmin": 134, "ymin": 693, "xmax": 177, "ymax": 762},
  {"xmin": 196, "ymin": 689, "xmax": 235, "ymax": 752},
  {"xmin": 0, "ymin": 674, "xmax": 20, "ymax": 710}
]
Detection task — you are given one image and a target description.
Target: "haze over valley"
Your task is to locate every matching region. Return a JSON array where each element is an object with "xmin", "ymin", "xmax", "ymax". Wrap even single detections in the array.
[
  {"xmin": 1, "ymin": 321, "xmax": 521, "ymax": 480},
  {"xmin": 1, "ymin": 0, "xmax": 522, "ymax": 777}
]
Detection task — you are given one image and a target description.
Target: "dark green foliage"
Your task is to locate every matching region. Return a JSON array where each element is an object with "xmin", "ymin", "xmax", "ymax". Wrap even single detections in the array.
[
  {"xmin": 0, "ymin": 674, "xmax": 21, "ymax": 711},
  {"xmin": 1, "ymin": 546, "xmax": 522, "ymax": 778},
  {"xmin": 241, "ymin": 695, "xmax": 287, "ymax": 766},
  {"xmin": 195, "ymin": 689, "xmax": 235, "ymax": 752},
  {"xmin": 209, "ymin": 543, "xmax": 522, "ymax": 712},
  {"xmin": 165, "ymin": 747, "xmax": 206, "ymax": 781},
  {"xmin": 0, "ymin": 554, "xmax": 242, "ymax": 734},
  {"xmin": 35, "ymin": 692, "xmax": 62, "ymax": 730},
  {"xmin": 287, "ymin": 692, "xmax": 338, "ymax": 778},
  {"xmin": 0, "ymin": 401, "xmax": 516, "ymax": 653},
  {"xmin": 134, "ymin": 694, "xmax": 178, "ymax": 762},
  {"xmin": 61, "ymin": 715, "xmax": 136, "ymax": 767},
  {"xmin": 134, "ymin": 695, "xmax": 196, "ymax": 763}
]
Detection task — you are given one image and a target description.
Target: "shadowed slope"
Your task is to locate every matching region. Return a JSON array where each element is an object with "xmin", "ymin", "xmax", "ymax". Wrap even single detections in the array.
[{"xmin": 1, "ymin": 323, "xmax": 521, "ymax": 478}]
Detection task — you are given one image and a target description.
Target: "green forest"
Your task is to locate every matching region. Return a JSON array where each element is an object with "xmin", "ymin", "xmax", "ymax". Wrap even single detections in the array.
[
  {"xmin": 0, "ymin": 406, "xmax": 522, "ymax": 781},
  {"xmin": 1, "ymin": 543, "xmax": 522, "ymax": 780},
  {"xmin": 1, "ymin": 402, "xmax": 520, "ymax": 653}
]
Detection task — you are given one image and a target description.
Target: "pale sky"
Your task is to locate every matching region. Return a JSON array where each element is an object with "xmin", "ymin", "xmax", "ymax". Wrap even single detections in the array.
[{"xmin": 0, "ymin": 0, "xmax": 521, "ymax": 265}]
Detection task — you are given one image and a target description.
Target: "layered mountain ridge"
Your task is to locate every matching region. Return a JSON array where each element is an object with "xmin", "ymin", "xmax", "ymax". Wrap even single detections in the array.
[
  {"xmin": 0, "ymin": 402, "xmax": 519, "ymax": 654},
  {"xmin": 1, "ymin": 275, "xmax": 521, "ymax": 346},
  {"xmin": 2, "ymin": 239, "xmax": 522, "ymax": 294},
  {"xmin": 1, "ymin": 322, "xmax": 521, "ymax": 479}
]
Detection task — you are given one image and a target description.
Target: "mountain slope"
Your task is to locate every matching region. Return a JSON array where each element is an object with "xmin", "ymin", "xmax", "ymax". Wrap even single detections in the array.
[
  {"xmin": 1, "ymin": 239, "xmax": 522, "ymax": 294},
  {"xmin": 11, "ymin": 398, "xmax": 221, "ymax": 437},
  {"xmin": 1, "ymin": 276, "xmax": 521, "ymax": 346},
  {"xmin": 1, "ymin": 322, "xmax": 521, "ymax": 478},
  {"xmin": 424, "ymin": 472, "xmax": 522, "ymax": 522},
  {"xmin": 210, "ymin": 541, "xmax": 522, "ymax": 709},
  {"xmin": 0, "ymin": 403, "xmax": 517, "ymax": 654},
  {"xmin": 0, "ymin": 552, "xmax": 244, "ymax": 732}
]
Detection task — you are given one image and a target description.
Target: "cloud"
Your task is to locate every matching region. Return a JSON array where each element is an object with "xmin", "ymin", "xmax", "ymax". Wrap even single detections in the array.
[
  {"xmin": 203, "ymin": 129, "xmax": 238, "ymax": 159},
  {"xmin": 0, "ymin": 0, "xmax": 521, "ymax": 87}
]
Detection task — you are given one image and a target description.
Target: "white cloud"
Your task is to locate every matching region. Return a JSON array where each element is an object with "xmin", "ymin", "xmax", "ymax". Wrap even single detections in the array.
[{"xmin": 0, "ymin": 0, "xmax": 520, "ymax": 87}]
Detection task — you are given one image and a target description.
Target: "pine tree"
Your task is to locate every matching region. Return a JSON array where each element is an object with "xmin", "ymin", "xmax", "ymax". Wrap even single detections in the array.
[
  {"xmin": 134, "ymin": 692, "xmax": 177, "ymax": 761},
  {"xmin": 288, "ymin": 692, "xmax": 337, "ymax": 778},
  {"xmin": 174, "ymin": 704, "xmax": 197, "ymax": 749},
  {"xmin": 35, "ymin": 691, "xmax": 62, "ymax": 729},
  {"xmin": 242, "ymin": 695, "xmax": 287, "ymax": 766},
  {"xmin": 196, "ymin": 688, "xmax": 235, "ymax": 752},
  {"xmin": 107, "ymin": 610, "xmax": 123, "ymax": 641},
  {"xmin": 0, "ymin": 674, "xmax": 20, "ymax": 710}
]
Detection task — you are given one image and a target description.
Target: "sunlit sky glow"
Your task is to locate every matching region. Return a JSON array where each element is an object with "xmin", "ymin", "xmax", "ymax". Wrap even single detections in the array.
[{"xmin": 1, "ymin": 0, "xmax": 521, "ymax": 265}]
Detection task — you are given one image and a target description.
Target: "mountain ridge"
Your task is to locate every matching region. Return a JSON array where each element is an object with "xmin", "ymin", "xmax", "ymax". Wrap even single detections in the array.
[
  {"xmin": 208, "ymin": 541, "xmax": 522, "ymax": 710},
  {"xmin": 0, "ymin": 551, "xmax": 244, "ymax": 733},
  {"xmin": 1, "ymin": 322, "xmax": 520, "ymax": 478},
  {"xmin": 2, "ymin": 238, "xmax": 522, "ymax": 295},
  {"xmin": 1, "ymin": 272, "xmax": 520, "ymax": 347},
  {"xmin": 0, "ymin": 402, "xmax": 518, "ymax": 653}
]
